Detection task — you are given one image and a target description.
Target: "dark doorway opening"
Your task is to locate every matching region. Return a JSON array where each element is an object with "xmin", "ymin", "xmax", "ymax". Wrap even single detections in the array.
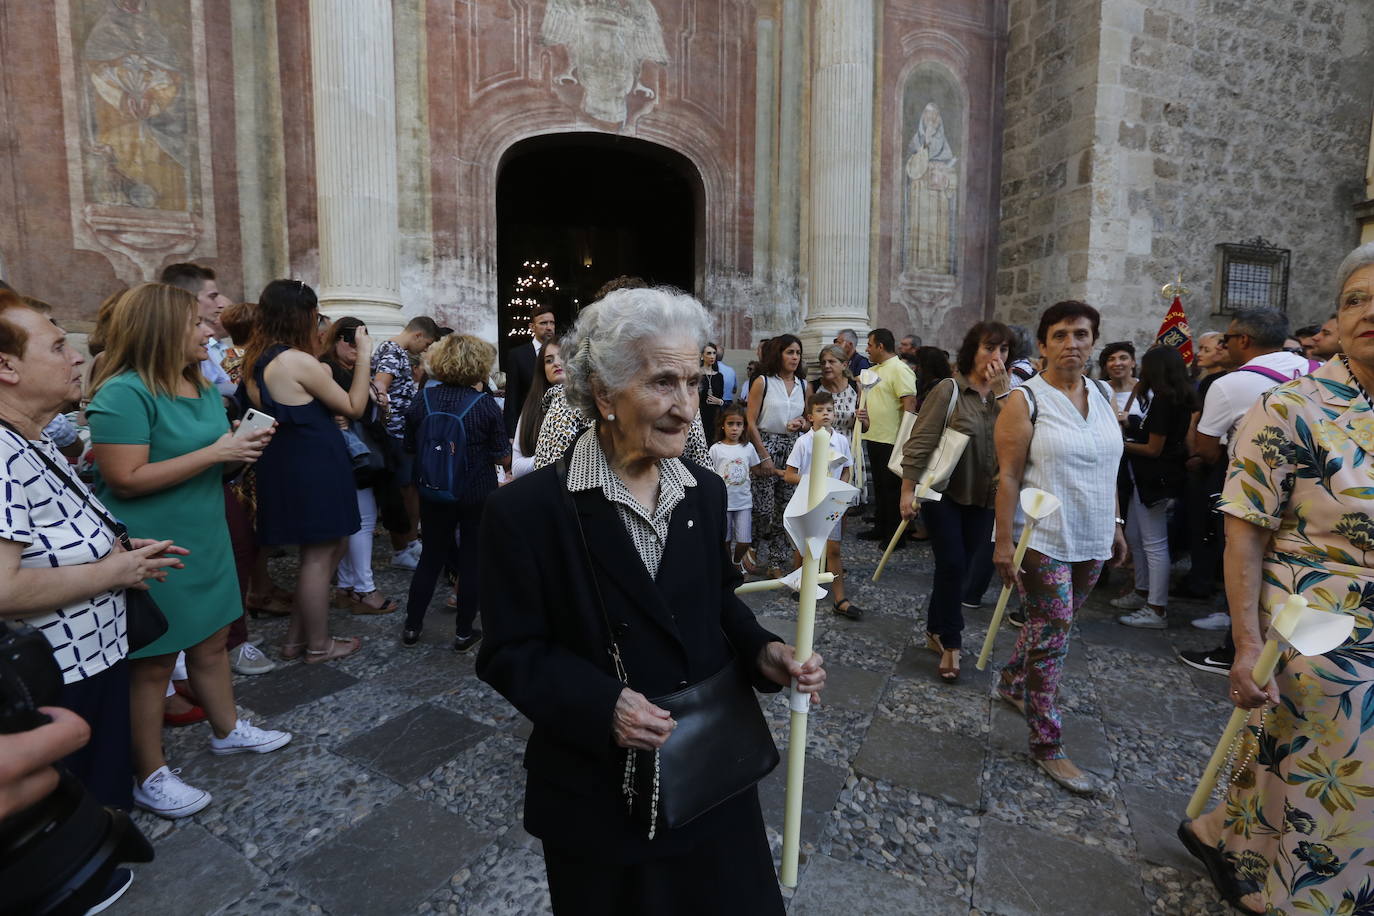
[{"xmin": 495, "ymin": 133, "xmax": 700, "ymax": 361}]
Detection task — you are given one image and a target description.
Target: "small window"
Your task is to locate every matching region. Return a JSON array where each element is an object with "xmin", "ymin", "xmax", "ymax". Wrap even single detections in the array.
[{"xmin": 1214, "ymin": 238, "xmax": 1290, "ymax": 314}]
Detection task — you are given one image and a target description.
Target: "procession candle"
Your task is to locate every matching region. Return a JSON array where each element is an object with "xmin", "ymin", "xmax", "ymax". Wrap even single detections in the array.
[{"xmin": 779, "ymin": 425, "xmax": 830, "ymax": 888}]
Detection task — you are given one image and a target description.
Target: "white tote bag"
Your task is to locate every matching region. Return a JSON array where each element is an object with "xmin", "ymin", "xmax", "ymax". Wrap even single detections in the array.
[{"xmin": 887, "ymin": 378, "xmax": 969, "ymax": 501}]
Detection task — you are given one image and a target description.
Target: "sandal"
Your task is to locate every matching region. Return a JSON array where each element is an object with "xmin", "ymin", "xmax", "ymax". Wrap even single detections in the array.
[
  {"xmin": 925, "ymin": 632, "xmax": 945, "ymax": 655},
  {"xmin": 938, "ymin": 648, "xmax": 960, "ymax": 683},
  {"xmin": 741, "ymin": 549, "xmax": 760, "ymax": 575},
  {"xmin": 279, "ymin": 641, "xmax": 306, "ymax": 661},
  {"xmin": 349, "ymin": 590, "xmax": 398, "ymax": 615},
  {"xmin": 993, "ymin": 683, "xmax": 1026, "ymax": 718},
  {"xmin": 303, "ymin": 636, "xmax": 362, "ymax": 665},
  {"xmin": 331, "ymin": 588, "xmax": 356, "ymax": 609},
  {"xmin": 247, "ymin": 592, "xmax": 292, "ymax": 618},
  {"xmin": 1177, "ymin": 819, "xmax": 1261, "ymax": 914},
  {"xmin": 832, "ymin": 598, "xmax": 863, "ymax": 620}
]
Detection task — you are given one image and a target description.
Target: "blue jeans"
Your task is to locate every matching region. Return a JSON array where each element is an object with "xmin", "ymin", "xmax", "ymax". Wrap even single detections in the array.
[{"xmin": 922, "ymin": 499, "xmax": 994, "ymax": 650}]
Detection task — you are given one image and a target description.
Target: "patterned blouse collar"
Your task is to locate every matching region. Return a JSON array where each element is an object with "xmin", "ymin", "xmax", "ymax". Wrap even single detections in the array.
[{"xmin": 566, "ymin": 426, "xmax": 696, "ymax": 520}]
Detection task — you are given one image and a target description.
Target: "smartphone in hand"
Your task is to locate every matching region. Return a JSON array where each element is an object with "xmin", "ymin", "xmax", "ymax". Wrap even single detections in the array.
[{"xmin": 234, "ymin": 408, "xmax": 276, "ymax": 439}]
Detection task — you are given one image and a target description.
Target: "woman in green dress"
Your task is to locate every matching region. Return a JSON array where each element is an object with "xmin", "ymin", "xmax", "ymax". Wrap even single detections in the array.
[
  {"xmin": 88, "ymin": 283, "xmax": 292, "ymax": 820},
  {"xmin": 1182, "ymin": 244, "xmax": 1374, "ymax": 914}
]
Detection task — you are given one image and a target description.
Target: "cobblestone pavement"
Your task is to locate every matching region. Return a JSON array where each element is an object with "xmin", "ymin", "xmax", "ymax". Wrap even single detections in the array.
[{"xmin": 112, "ymin": 526, "xmax": 1237, "ymax": 915}]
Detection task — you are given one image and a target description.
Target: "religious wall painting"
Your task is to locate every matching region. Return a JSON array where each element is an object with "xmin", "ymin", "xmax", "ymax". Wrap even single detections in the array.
[
  {"xmin": 895, "ymin": 61, "xmax": 967, "ymax": 342},
  {"xmin": 55, "ymin": 0, "xmax": 216, "ymax": 282},
  {"xmin": 539, "ymin": 0, "xmax": 669, "ymax": 129}
]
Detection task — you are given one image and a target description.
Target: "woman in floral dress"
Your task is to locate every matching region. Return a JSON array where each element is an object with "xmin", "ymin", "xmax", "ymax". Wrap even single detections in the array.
[{"xmin": 1182, "ymin": 243, "xmax": 1374, "ymax": 915}]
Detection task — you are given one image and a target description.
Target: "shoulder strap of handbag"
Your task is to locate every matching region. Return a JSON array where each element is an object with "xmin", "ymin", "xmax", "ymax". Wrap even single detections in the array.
[
  {"xmin": 1021, "ymin": 377, "xmax": 1112, "ymax": 426},
  {"xmin": 941, "ymin": 376, "xmax": 960, "ymax": 427},
  {"xmin": 0, "ymin": 418, "xmax": 134, "ymax": 550},
  {"xmin": 554, "ymin": 453, "xmax": 630, "ymax": 685}
]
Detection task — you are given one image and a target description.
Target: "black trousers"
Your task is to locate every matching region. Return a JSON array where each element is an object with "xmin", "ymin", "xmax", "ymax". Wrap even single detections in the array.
[
  {"xmin": 1181, "ymin": 461, "xmax": 1225, "ymax": 593},
  {"xmin": 867, "ymin": 441, "xmax": 900, "ymax": 538},
  {"xmin": 541, "ymin": 802, "xmax": 783, "ymax": 915},
  {"xmin": 923, "ymin": 499, "xmax": 995, "ymax": 649},
  {"xmin": 406, "ymin": 499, "xmax": 483, "ymax": 636},
  {"xmin": 58, "ymin": 660, "xmax": 132, "ymax": 810}
]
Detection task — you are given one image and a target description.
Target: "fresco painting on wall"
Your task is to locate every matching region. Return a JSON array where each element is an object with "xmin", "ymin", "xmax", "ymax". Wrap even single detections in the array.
[
  {"xmin": 539, "ymin": 0, "xmax": 669, "ymax": 129},
  {"xmin": 896, "ymin": 61, "xmax": 965, "ymax": 342},
  {"xmin": 56, "ymin": 0, "xmax": 216, "ymax": 282}
]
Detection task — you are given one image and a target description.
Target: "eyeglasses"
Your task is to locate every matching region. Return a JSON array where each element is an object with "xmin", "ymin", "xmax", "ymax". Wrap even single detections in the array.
[{"xmin": 1218, "ymin": 333, "xmax": 1245, "ymax": 344}]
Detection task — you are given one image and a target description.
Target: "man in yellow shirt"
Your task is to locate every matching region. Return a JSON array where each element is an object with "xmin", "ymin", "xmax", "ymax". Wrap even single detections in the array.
[{"xmin": 856, "ymin": 328, "xmax": 917, "ymax": 545}]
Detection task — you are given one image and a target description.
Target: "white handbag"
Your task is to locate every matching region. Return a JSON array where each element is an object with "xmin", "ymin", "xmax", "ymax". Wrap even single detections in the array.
[{"xmin": 888, "ymin": 377, "xmax": 969, "ymax": 502}]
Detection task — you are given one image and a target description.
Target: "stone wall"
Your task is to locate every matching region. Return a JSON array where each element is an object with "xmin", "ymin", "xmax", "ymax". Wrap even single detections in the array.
[{"xmin": 997, "ymin": 0, "xmax": 1374, "ymax": 345}]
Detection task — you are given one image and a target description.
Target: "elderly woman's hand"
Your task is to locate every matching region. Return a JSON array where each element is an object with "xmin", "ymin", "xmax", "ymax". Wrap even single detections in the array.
[
  {"xmin": 993, "ymin": 540, "xmax": 1019, "ymax": 590},
  {"xmin": 1109, "ymin": 525, "xmax": 1129, "ymax": 568},
  {"xmin": 757, "ymin": 642, "xmax": 825, "ymax": 703},
  {"xmin": 1228, "ymin": 646, "xmax": 1279, "ymax": 709},
  {"xmin": 613, "ymin": 688, "xmax": 676, "ymax": 750},
  {"xmin": 103, "ymin": 538, "xmax": 189, "ymax": 590}
]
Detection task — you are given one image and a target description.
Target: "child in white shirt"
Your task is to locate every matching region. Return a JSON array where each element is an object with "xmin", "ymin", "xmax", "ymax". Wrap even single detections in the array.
[
  {"xmin": 784, "ymin": 390, "xmax": 860, "ymax": 619},
  {"xmin": 709, "ymin": 407, "xmax": 762, "ymax": 573}
]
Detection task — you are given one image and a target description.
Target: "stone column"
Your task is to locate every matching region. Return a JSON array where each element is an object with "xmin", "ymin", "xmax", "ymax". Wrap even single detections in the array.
[
  {"xmin": 309, "ymin": 0, "xmax": 404, "ymax": 334},
  {"xmin": 803, "ymin": 0, "xmax": 875, "ymax": 353}
]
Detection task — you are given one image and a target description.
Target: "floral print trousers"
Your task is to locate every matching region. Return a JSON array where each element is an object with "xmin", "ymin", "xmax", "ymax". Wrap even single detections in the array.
[
  {"xmin": 750, "ymin": 431, "xmax": 799, "ymax": 570},
  {"xmin": 998, "ymin": 550, "xmax": 1104, "ymax": 760}
]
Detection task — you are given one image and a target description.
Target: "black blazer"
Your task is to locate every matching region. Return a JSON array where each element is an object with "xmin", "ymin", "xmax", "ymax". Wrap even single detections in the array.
[
  {"xmin": 476, "ymin": 442, "xmax": 783, "ymax": 862},
  {"xmin": 503, "ymin": 341, "xmax": 537, "ymax": 437}
]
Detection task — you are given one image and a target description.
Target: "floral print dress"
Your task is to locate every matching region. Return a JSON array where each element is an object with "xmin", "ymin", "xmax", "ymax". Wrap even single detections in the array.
[{"xmin": 1217, "ymin": 357, "xmax": 1374, "ymax": 914}]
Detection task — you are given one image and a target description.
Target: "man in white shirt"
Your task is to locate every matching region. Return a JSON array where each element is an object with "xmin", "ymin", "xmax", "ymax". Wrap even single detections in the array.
[
  {"xmin": 160, "ymin": 263, "xmax": 235, "ymax": 397},
  {"xmin": 1183, "ymin": 308, "xmax": 1313, "ymax": 678},
  {"xmin": 1195, "ymin": 308, "xmax": 1315, "ymax": 464}
]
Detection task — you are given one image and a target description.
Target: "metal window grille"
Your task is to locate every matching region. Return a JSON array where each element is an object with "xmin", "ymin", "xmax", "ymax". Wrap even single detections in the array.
[{"xmin": 1214, "ymin": 237, "xmax": 1290, "ymax": 314}]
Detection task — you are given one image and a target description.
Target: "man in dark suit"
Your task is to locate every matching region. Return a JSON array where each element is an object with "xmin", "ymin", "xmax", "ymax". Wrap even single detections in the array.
[{"xmin": 503, "ymin": 306, "xmax": 557, "ymax": 437}]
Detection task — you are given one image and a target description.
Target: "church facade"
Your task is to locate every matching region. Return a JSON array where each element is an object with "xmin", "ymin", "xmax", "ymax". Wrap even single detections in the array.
[{"xmin": 1, "ymin": 0, "xmax": 1370, "ymax": 351}]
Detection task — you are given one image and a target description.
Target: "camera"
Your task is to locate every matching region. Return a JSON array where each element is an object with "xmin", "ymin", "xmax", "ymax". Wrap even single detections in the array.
[{"xmin": 0, "ymin": 621, "xmax": 153, "ymax": 915}]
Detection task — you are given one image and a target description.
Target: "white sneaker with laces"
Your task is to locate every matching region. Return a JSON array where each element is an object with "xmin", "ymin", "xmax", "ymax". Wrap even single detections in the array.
[
  {"xmin": 229, "ymin": 642, "xmax": 276, "ymax": 675},
  {"xmin": 391, "ymin": 540, "xmax": 421, "ymax": 570},
  {"xmin": 210, "ymin": 718, "xmax": 292, "ymax": 756},
  {"xmin": 1109, "ymin": 592, "xmax": 1148, "ymax": 610},
  {"xmin": 1190, "ymin": 611, "xmax": 1231, "ymax": 631},
  {"xmin": 133, "ymin": 766, "xmax": 211, "ymax": 819},
  {"xmin": 1118, "ymin": 607, "xmax": 1167, "ymax": 629}
]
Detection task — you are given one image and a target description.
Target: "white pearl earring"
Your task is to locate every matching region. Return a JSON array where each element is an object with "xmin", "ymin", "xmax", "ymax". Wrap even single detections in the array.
[{"xmin": 607, "ymin": 413, "xmax": 616, "ymax": 422}]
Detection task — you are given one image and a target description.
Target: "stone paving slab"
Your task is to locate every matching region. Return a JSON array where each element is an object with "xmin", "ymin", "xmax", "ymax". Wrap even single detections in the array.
[
  {"xmin": 337, "ymin": 703, "xmax": 494, "ymax": 784},
  {"xmin": 789, "ymin": 854, "xmax": 968, "ymax": 915},
  {"xmin": 972, "ymin": 817, "xmax": 1143, "ymax": 916},
  {"xmin": 234, "ymin": 661, "xmax": 359, "ymax": 718},
  {"xmin": 117, "ymin": 823, "xmax": 260, "ymax": 914},
  {"xmin": 853, "ymin": 716, "xmax": 984, "ymax": 809},
  {"xmin": 1122, "ymin": 782, "xmax": 1205, "ymax": 875},
  {"xmin": 288, "ymin": 793, "xmax": 493, "ymax": 915},
  {"xmin": 758, "ymin": 754, "xmax": 848, "ymax": 857}
]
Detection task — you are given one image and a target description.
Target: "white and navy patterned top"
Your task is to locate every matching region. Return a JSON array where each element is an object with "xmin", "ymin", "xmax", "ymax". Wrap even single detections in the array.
[
  {"xmin": 0, "ymin": 425, "xmax": 125, "ymax": 683},
  {"xmin": 565, "ymin": 429, "xmax": 696, "ymax": 579}
]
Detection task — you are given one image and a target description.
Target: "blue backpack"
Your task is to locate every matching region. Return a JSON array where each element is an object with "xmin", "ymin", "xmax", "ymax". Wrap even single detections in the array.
[{"xmin": 415, "ymin": 388, "xmax": 483, "ymax": 504}]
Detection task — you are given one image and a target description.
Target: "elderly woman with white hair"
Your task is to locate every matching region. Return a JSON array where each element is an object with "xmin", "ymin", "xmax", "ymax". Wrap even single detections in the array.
[
  {"xmin": 1180, "ymin": 242, "xmax": 1374, "ymax": 914},
  {"xmin": 477, "ymin": 287, "xmax": 825, "ymax": 914}
]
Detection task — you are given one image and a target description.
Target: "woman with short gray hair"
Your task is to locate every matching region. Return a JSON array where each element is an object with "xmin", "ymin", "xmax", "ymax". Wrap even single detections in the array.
[
  {"xmin": 530, "ymin": 289, "xmax": 713, "ymax": 469},
  {"xmin": 478, "ymin": 287, "xmax": 825, "ymax": 913}
]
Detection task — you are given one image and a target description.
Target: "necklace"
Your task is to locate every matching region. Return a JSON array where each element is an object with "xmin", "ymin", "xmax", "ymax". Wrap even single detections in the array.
[{"xmin": 1340, "ymin": 355, "xmax": 1374, "ymax": 412}]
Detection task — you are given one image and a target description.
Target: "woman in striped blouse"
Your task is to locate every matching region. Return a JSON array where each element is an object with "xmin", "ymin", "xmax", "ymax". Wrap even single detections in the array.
[{"xmin": 990, "ymin": 300, "xmax": 1128, "ymax": 795}]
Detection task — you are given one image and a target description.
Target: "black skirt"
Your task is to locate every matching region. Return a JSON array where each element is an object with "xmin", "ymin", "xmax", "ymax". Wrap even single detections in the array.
[{"xmin": 541, "ymin": 788, "xmax": 783, "ymax": 916}]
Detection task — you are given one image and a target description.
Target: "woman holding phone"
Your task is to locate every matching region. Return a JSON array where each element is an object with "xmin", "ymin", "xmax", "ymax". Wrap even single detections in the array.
[
  {"xmin": 88, "ymin": 283, "xmax": 291, "ymax": 819},
  {"xmin": 241, "ymin": 280, "xmax": 374, "ymax": 664}
]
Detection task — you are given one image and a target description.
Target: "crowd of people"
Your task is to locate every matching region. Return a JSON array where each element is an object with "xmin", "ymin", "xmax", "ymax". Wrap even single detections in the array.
[{"xmin": 2, "ymin": 241, "xmax": 1372, "ymax": 914}]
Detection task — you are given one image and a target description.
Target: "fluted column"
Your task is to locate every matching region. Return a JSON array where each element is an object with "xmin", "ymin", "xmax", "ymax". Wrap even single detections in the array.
[
  {"xmin": 803, "ymin": 0, "xmax": 875, "ymax": 352},
  {"xmin": 309, "ymin": 0, "xmax": 404, "ymax": 334}
]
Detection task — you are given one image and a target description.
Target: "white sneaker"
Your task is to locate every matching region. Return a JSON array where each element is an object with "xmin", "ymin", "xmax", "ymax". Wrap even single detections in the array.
[
  {"xmin": 133, "ymin": 766, "xmax": 211, "ymax": 819},
  {"xmin": 1191, "ymin": 611, "xmax": 1231, "ymax": 631},
  {"xmin": 1109, "ymin": 592, "xmax": 1148, "ymax": 610},
  {"xmin": 1118, "ymin": 607, "xmax": 1167, "ymax": 629},
  {"xmin": 391, "ymin": 540, "xmax": 421, "ymax": 570},
  {"xmin": 228, "ymin": 642, "xmax": 276, "ymax": 676},
  {"xmin": 209, "ymin": 718, "xmax": 292, "ymax": 756}
]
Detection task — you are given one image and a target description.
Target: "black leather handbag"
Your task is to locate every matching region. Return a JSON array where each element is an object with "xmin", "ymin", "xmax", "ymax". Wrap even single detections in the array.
[
  {"xmin": 0, "ymin": 420, "xmax": 169, "ymax": 652},
  {"xmin": 556, "ymin": 459, "xmax": 779, "ymax": 838}
]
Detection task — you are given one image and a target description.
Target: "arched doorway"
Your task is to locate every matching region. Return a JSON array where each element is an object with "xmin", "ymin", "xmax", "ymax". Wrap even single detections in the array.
[{"xmin": 495, "ymin": 133, "xmax": 701, "ymax": 354}]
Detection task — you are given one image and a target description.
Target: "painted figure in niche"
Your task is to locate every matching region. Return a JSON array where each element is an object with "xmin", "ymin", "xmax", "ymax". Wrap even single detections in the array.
[
  {"xmin": 81, "ymin": 0, "xmax": 189, "ymax": 210},
  {"xmin": 541, "ymin": 0, "xmax": 669, "ymax": 126},
  {"xmin": 903, "ymin": 103, "xmax": 958, "ymax": 275}
]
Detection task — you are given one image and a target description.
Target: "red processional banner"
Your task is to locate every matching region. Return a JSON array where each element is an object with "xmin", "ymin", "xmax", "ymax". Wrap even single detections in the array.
[{"xmin": 1154, "ymin": 295, "xmax": 1194, "ymax": 365}]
